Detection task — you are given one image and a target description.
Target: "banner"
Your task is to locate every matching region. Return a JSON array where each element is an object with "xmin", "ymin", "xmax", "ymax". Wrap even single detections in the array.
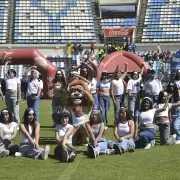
[{"xmin": 103, "ymin": 28, "xmax": 133, "ymax": 37}]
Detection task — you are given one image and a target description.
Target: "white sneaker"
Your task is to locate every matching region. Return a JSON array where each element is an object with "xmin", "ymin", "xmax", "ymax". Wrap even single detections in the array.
[
  {"xmin": 106, "ymin": 149, "xmax": 116, "ymax": 155},
  {"xmin": 0, "ymin": 150, "xmax": 9, "ymax": 158},
  {"xmin": 42, "ymin": 145, "xmax": 50, "ymax": 160},
  {"xmin": 144, "ymin": 143, "xmax": 151, "ymax": 149},
  {"xmin": 15, "ymin": 152, "xmax": 22, "ymax": 157},
  {"xmin": 69, "ymin": 152, "xmax": 76, "ymax": 162},
  {"xmin": 172, "ymin": 134, "xmax": 177, "ymax": 139},
  {"xmin": 175, "ymin": 140, "xmax": 180, "ymax": 144},
  {"xmin": 151, "ymin": 140, "xmax": 156, "ymax": 146}
]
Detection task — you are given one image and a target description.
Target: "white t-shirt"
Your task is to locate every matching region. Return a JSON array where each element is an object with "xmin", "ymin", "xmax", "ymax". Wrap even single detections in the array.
[
  {"xmin": 144, "ymin": 79, "xmax": 162, "ymax": 96},
  {"xmin": 5, "ymin": 77, "xmax": 21, "ymax": 91},
  {"xmin": 21, "ymin": 125, "xmax": 34, "ymax": 144},
  {"xmin": 154, "ymin": 103, "xmax": 172, "ymax": 117},
  {"xmin": 97, "ymin": 79, "xmax": 111, "ymax": 91},
  {"xmin": 175, "ymin": 80, "xmax": 180, "ymax": 89},
  {"xmin": 0, "ymin": 122, "xmax": 17, "ymax": 141},
  {"xmin": 112, "ymin": 78, "xmax": 124, "ymax": 95},
  {"xmin": 90, "ymin": 78, "xmax": 97, "ymax": 94},
  {"xmin": 135, "ymin": 109, "xmax": 156, "ymax": 125},
  {"xmin": 127, "ymin": 76, "xmax": 142, "ymax": 93},
  {"xmin": 55, "ymin": 124, "xmax": 73, "ymax": 144},
  {"xmin": 27, "ymin": 78, "xmax": 41, "ymax": 96}
]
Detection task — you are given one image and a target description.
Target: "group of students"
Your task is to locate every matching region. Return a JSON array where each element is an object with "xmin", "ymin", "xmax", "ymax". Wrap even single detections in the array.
[{"xmin": 1, "ymin": 52, "xmax": 180, "ymax": 163}]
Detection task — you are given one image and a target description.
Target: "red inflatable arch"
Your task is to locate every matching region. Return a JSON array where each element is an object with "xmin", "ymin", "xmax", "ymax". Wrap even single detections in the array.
[
  {"xmin": 97, "ymin": 50, "xmax": 149, "ymax": 80},
  {"xmin": 0, "ymin": 49, "xmax": 57, "ymax": 99}
]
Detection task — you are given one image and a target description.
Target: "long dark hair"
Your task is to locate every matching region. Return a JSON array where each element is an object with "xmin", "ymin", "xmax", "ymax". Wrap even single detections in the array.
[
  {"xmin": 175, "ymin": 70, "xmax": 180, "ymax": 81},
  {"xmin": 7, "ymin": 69, "xmax": 16, "ymax": 77},
  {"xmin": 100, "ymin": 71, "xmax": 108, "ymax": 81},
  {"xmin": 166, "ymin": 82, "xmax": 179, "ymax": 102},
  {"xmin": 116, "ymin": 108, "xmax": 133, "ymax": 125},
  {"xmin": 21, "ymin": 108, "xmax": 36, "ymax": 137},
  {"xmin": 0, "ymin": 108, "xmax": 14, "ymax": 123},
  {"xmin": 52, "ymin": 70, "xmax": 66, "ymax": 86},
  {"xmin": 157, "ymin": 91, "xmax": 165, "ymax": 104},
  {"xmin": 80, "ymin": 67, "xmax": 89, "ymax": 79}
]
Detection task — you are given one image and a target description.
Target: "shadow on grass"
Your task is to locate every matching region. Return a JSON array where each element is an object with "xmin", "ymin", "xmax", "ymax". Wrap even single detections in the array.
[
  {"xmin": 40, "ymin": 126, "xmax": 54, "ymax": 129},
  {"xmin": 39, "ymin": 137, "xmax": 56, "ymax": 145}
]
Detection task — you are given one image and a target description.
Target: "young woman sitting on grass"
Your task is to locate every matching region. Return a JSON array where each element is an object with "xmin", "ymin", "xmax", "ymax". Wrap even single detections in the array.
[
  {"xmin": 19, "ymin": 108, "xmax": 50, "ymax": 160},
  {"xmin": 0, "ymin": 109, "xmax": 19, "ymax": 157},
  {"xmin": 154, "ymin": 91, "xmax": 180, "ymax": 145},
  {"xmin": 108, "ymin": 107, "xmax": 135, "ymax": 154},
  {"xmin": 86, "ymin": 109, "xmax": 108, "ymax": 158},
  {"xmin": 134, "ymin": 97, "xmax": 170, "ymax": 149},
  {"xmin": 54, "ymin": 110, "xmax": 76, "ymax": 162}
]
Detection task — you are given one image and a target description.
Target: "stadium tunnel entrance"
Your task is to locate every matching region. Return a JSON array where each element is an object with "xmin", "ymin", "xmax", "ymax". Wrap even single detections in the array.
[
  {"xmin": 97, "ymin": 50, "xmax": 149, "ymax": 80},
  {"xmin": 0, "ymin": 49, "xmax": 57, "ymax": 99}
]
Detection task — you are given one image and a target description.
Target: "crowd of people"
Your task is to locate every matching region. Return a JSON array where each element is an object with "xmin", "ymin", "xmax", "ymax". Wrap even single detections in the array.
[{"xmin": 0, "ymin": 48, "xmax": 180, "ymax": 163}]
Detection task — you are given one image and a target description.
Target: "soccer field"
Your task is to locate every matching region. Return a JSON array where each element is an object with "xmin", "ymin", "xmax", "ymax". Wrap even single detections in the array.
[{"xmin": 0, "ymin": 100, "xmax": 180, "ymax": 180}]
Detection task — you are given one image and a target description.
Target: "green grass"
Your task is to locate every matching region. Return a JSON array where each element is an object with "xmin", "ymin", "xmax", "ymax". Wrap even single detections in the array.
[{"xmin": 0, "ymin": 100, "xmax": 180, "ymax": 180}]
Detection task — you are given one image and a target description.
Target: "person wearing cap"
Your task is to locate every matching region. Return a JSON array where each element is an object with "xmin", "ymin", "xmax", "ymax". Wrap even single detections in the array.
[
  {"xmin": 127, "ymin": 64, "xmax": 144, "ymax": 116},
  {"xmin": 25, "ymin": 66, "xmax": 42, "ymax": 122},
  {"xmin": 110, "ymin": 63, "xmax": 128, "ymax": 122},
  {"xmin": 0, "ymin": 109, "xmax": 19, "ymax": 157},
  {"xmin": 19, "ymin": 108, "xmax": 50, "ymax": 160},
  {"xmin": 97, "ymin": 66, "xmax": 119, "ymax": 129},
  {"xmin": 143, "ymin": 63, "xmax": 165, "ymax": 103},
  {"xmin": 54, "ymin": 110, "xmax": 76, "ymax": 162},
  {"xmin": 49, "ymin": 70, "xmax": 66, "ymax": 126},
  {"xmin": 3, "ymin": 61, "xmax": 21, "ymax": 125},
  {"xmin": 134, "ymin": 97, "xmax": 170, "ymax": 149}
]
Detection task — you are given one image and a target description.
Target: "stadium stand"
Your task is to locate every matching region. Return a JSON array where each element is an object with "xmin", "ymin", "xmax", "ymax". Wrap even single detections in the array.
[
  {"xmin": 13, "ymin": 0, "xmax": 96, "ymax": 44},
  {"xmin": 0, "ymin": 0, "xmax": 9, "ymax": 43},
  {"xmin": 142, "ymin": 0, "xmax": 180, "ymax": 42},
  {"xmin": 101, "ymin": 18, "xmax": 137, "ymax": 29}
]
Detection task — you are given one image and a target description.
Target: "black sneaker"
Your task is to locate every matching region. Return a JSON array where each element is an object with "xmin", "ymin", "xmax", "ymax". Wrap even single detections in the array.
[
  {"xmin": 88, "ymin": 144, "xmax": 96, "ymax": 158},
  {"xmin": 113, "ymin": 143, "xmax": 122, "ymax": 155},
  {"xmin": 68, "ymin": 152, "xmax": 76, "ymax": 162},
  {"xmin": 62, "ymin": 149, "xmax": 69, "ymax": 162}
]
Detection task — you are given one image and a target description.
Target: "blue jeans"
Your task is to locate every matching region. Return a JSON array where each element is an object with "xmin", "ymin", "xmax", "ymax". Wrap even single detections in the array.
[
  {"xmin": 135, "ymin": 128, "xmax": 155, "ymax": 149},
  {"xmin": 114, "ymin": 95, "xmax": 123, "ymax": 121},
  {"xmin": 90, "ymin": 141, "xmax": 108, "ymax": 154},
  {"xmin": 128, "ymin": 93, "xmax": 140, "ymax": 116},
  {"xmin": 92, "ymin": 93, "xmax": 99, "ymax": 110},
  {"xmin": 172, "ymin": 107, "xmax": 180, "ymax": 140},
  {"xmin": 99, "ymin": 95, "xmax": 110, "ymax": 126},
  {"xmin": 27, "ymin": 95, "xmax": 40, "ymax": 122},
  {"xmin": 52, "ymin": 96, "xmax": 64, "ymax": 123},
  {"xmin": 5, "ymin": 93, "xmax": 20, "ymax": 123},
  {"xmin": 108, "ymin": 139, "xmax": 135, "ymax": 152}
]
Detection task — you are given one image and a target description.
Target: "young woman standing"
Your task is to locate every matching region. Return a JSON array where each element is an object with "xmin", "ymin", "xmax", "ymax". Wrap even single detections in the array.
[{"xmin": 3, "ymin": 61, "xmax": 21, "ymax": 124}]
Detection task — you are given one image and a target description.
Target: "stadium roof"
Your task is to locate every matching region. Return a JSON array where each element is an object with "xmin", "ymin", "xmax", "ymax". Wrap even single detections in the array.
[{"xmin": 99, "ymin": 0, "xmax": 138, "ymax": 5}]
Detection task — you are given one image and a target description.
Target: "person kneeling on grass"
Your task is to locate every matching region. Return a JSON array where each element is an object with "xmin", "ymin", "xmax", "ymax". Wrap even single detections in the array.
[
  {"xmin": 54, "ymin": 110, "xmax": 76, "ymax": 162},
  {"xmin": 108, "ymin": 107, "xmax": 135, "ymax": 154},
  {"xmin": 86, "ymin": 109, "xmax": 108, "ymax": 158},
  {"xmin": 18, "ymin": 108, "xmax": 50, "ymax": 160},
  {"xmin": 0, "ymin": 109, "xmax": 19, "ymax": 157},
  {"xmin": 134, "ymin": 96, "xmax": 170, "ymax": 149}
]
